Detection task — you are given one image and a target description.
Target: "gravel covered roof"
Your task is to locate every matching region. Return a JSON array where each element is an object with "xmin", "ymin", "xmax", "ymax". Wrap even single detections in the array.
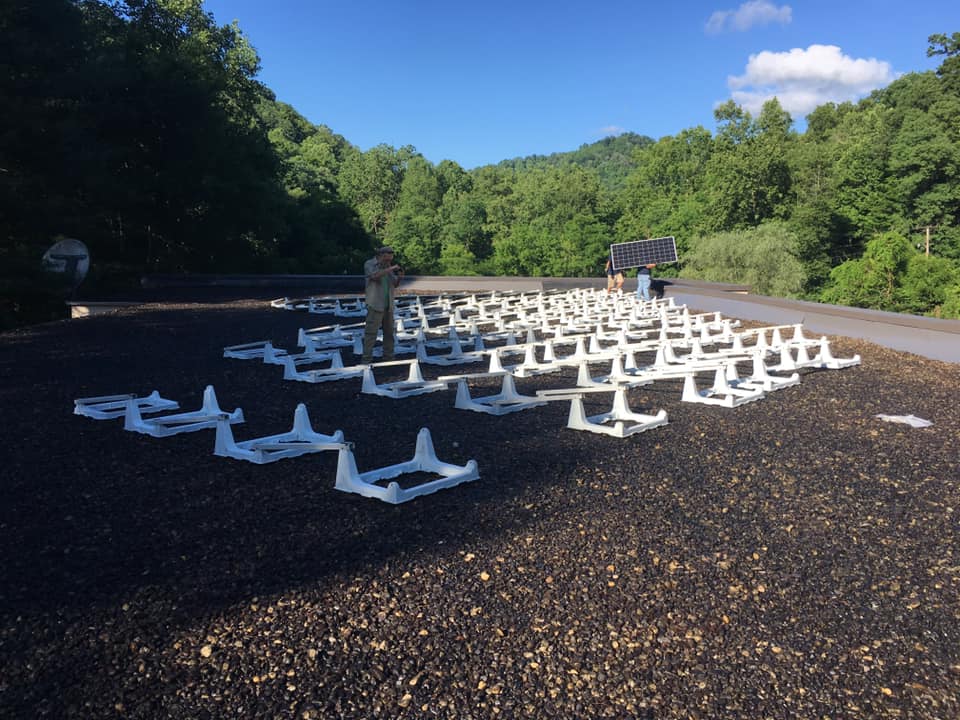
[{"xmin": 1, "ymin": 298, "xmax": 958, "ymax": 719}]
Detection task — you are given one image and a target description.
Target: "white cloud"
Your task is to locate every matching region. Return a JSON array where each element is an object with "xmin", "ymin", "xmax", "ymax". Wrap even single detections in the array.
[
  {"xmin": 725, "ymin": 44, "xmax": 897, "ymax": 117},
  {"xmin": 706, "ymin": 1, "xmax": 792, "ymax": 34}
]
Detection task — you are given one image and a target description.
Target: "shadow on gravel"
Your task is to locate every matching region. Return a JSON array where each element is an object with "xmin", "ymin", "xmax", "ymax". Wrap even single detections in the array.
[
  {"xmin": 0, "ymin": 302, "xmax": 615, "ymax": 621},
  {"xmin": 3, "ymin": 301, "xmax": 960, "ymax": 719}
]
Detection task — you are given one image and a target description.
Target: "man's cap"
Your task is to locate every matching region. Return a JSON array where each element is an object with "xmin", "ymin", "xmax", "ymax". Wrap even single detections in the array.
[{"xmin": 376, "ymin": 246, "xmax": 395, "ymax": 255}]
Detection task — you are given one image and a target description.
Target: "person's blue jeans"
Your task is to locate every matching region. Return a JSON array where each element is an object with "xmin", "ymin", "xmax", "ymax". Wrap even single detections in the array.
[{"xmin": 637, "ymin": 273, "xmax": 652, "ymax": 301}]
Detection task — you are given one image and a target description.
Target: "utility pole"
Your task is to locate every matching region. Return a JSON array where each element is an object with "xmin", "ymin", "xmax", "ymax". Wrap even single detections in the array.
[{"xmin": 915, "ymin": 225, "xmax": 937, "ymax": 256}]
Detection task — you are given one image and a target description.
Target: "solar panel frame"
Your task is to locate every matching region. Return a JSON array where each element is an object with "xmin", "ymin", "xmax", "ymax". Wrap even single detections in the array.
[{"xmin": 609, "ymin": 236, "xmax": 677, "ymax": 270}]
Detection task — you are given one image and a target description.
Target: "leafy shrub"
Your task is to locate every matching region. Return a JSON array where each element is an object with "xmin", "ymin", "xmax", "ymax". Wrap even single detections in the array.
[{"xmin": 679, "ymin": 222, "xmax": 806, "ymax": 297}]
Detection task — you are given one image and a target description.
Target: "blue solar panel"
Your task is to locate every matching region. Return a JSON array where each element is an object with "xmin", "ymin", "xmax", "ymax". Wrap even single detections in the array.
[{"xmin": 609, "ymin": 237, "xmax": 677, "ymax": 270}]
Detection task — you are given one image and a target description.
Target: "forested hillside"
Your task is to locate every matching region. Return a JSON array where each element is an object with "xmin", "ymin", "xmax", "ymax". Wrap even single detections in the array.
[
  {"xmin": 496, "ymin": 132, "xmax": 655, "ymax": 191},
  {"xmin": 2, "ymin": 1, "xmax": 959, "ymax": 329}
]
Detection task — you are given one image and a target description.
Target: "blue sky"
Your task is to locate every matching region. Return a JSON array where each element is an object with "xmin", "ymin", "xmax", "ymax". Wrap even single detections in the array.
[{"xmin": 203, "ymin": 0, "xmax": 957, "ymax": 169}]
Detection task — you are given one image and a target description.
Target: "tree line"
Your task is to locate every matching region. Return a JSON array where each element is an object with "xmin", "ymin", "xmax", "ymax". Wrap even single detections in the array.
[{"xmin": 2, "ymin": 2, "xmax": 958, "ymax": 329}]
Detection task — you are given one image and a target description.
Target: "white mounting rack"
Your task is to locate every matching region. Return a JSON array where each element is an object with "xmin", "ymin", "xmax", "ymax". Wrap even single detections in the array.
[
  {"xmin": 411, "ymin": 325, "xmax": 464, "ymax": 350},
  {"xmin": 415, "ymin": 339, "xmax": 487, "ymax": 366},
  {"xmin": 681, "ymin": 371, "xmax": 764, "ymax": 408},
  {"xmin": 124, "ymin": 385, "xmax": 244, "ymax": 437},
  {"xmin": 564, "ymin": 387, "xmax": 668, "ymax": 438},
  {"xmin": 333, "ymin": 299, "xmax": 367, "ymax": 318},
  {"xmin": 713, "ymin": 333, "xmax": 747, "ymax": 356},
  {"xmin": 576, "ymin": 356, "xmax": 653, "ymax": 388},
  {"xmin": 74, "ymin": 391, "xmax": 178, "ymax": 420},
  {"xmin": 223, "ymin": 340, "xmax": 287, "ymax": 361},
  {"xmin": 350, "ymin": 335, "xmax": 417, "ymax": 358},
  {"xmin": 361, "ymin": 361, "xmax": 449, "ymax": 398},
  {"xmin": 281, "ymin": 353, "xmax": 365, "ymax": 383},
  {"xmin": 764, "ymin": 341, "xmax": 814, "ymax": 372},
  {"xmin": 549, "ymin": 335, "xmax": 605, "ymax": 367},
  {"xmin": 281, "ymin": 348, "xmax": 342, "ymax": 371},
  {"xmin": 306, "ymin": 298, "xmax": 338, "ymax": 314},
  {"xmin": 214, "ymin": 403, "xmax": 345, "ymax": 464},
  {"xmin": 650, "ymin": 341, "xmax": 749, "ymax": 372},
  {"xmin": 334, "ymin": 428, "xmax": 479, "ymax": 504},
  {"xmin": 263, "ymin": 342, "xmax": 297, "ymax": 365},
  {"xmin": 707, "ymin": 366, "xmax": 767, "ymax": 402},
  {"xmin": 729, "ymin": 353, "xmax": 800, "ymax": 392},
  {"xmin": 454, "ymin": 374, "xmax": 546, "ymax": 415},
  {"xmin": 509, "ymin": 344, "xmax": 563, "ymax": 377},
  {"xmin": 588, "ymin": 333, "xmax": 612, "ymax": 355},
  {"xmin": 298, "ymin": 325, "xmax": 358, "ymax": 352},
  {"xmin": 485, "ymin": 349, "xmax": 513, "ymax": 374},
  {"xmin": 814, "ymin": 337, "xmax": 861, "ymax": 369}
]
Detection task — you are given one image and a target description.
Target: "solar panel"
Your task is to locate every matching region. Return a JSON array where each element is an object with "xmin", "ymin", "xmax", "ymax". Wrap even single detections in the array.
[{"xmin": 609, "ymin": 236, "xmax": 678, "ymax": 270}]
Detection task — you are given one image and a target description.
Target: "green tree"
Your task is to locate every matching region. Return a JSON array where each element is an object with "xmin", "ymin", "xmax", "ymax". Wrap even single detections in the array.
[
  {"xmin": 338, "ymin": 144, "xmax": 407, "ymax": 241},
  {"xmin": 616, "ymin": 126, "xmax": 713, "ymax": 252},
  {"xmin": 1, "ymin": 0, "xmax": 286, "ymax": 278},
  {"xmin": 493, "ymin": 223, "xmax": 551, "ymax": 276},
  {"xmin": 436, "ymin": 159, "xmax": 472, "ymax": 197},
  {"xmin": 704, "ymin": 99, "xmax": 794, "ymax": 231},
  {"xmin": 0, "ymin": 0, "xmax": 93, "ymax": 324},
  {"xmin": 493, "ymin": 132, "xmax": 653, "ymax": 191},
  {"xmin": 470, "ymin": 165, "xmax": 517, "ymax": 255},
  {"xmin": 888, "ymin": 105, "xmax": 960, "ymax": 260},
  {"xmin": 437, "ymin": 164, "xmax": 490, "ymax": 273},
  {"xmin": 438, "ymin": 240, "xmax": 478, "ymax": 276},
  {"xmin": 787, "ymin": 120, "xmax": 849, "ymax": 294},
  {"xmin": 899, "ymin": 253, "xmax": 960, "ymax": 316},
  {"xmin": 259, "ymin": 101, "xmax": 348, "ymax": 197},
  {"xmin": 438, "ymin": 194, "xmax": 489, "ymax": 270},
  {"xmin": 552, "ymin": 213, "xmax": 610, "ymax": 277},
  {"xmin": 804, "ymin": 101, "xmax": 855, "ymax": 141},
  {"xmin": 820, "ymin": 232, "xmax": 912, "ymax": 310},
  {"xmin": 938, "ymin": 284, "xmax": 960, "ymax": 319},
  {"xmin": 928, "ymin": 32, "xmax": 960, "ymax": 95},
  {"xmin": 383, "ymin": 154, "xmax": 442, "ymax": 273},
  {"xmin": 492, "ymin": 166, "xmax": 610, "ymax": 276},
  {"xmin": 277, "ymin": 193, "xmax": 369, "ymax": 273},
  {"xmin": 680, "ymin": 222, "xmax": 806, "ymax": 297},
  {"xmin": 829, "ymin": 102, "xmax": 898, "ymax": 249}
]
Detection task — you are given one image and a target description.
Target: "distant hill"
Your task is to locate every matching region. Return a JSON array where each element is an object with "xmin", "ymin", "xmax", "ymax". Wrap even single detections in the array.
[{"xmin": 491, "ymin": 132, "xmax": 655, "ymax": 190}]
